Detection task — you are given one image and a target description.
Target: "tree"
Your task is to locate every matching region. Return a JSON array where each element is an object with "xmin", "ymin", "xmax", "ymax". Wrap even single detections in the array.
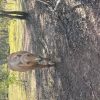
[
  {"xmin": 24, "ymin": 0, "xmax": 100, "ymax": 100},
  {"xmin": 0, "ymin": 10, "xmax": 29, "ymax": 20},
  {"xmin": 5, "ymin": 0, "xmax": 100, "ymax": 100}
]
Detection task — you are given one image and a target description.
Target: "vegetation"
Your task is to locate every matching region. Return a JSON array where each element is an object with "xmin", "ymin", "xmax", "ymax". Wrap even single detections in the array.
[
  {"xmin": 0, "ymin": 0, "xmax": 99, "ymax": 100},
  {"xmin": 0, "ymin": 0, "xmax": 26, "ymax": 99},
  {"xmin": 0, "ymin": 0, "xmax": 9, "ymax": 99}
]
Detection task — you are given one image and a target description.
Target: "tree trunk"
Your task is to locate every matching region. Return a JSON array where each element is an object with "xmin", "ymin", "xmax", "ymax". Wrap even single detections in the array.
[
  {"xmin": 24, "ymin": 0, "xmax": 100, "ymax": 100},
  {"xmin": 0, "ymin": 10, "xmax": 29, "ymax": 20}
]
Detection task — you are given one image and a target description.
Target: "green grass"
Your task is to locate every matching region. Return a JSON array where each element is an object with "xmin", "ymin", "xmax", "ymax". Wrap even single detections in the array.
[
  {"xmin": 6, "ymin": 0, "xmax": 27, "ymax": 100},
  {"xmin": 6, "ymin": 0, "xmax": 37, "ymax": 100},
  {"xmin": 8, "ymin": 19, "xmax": 24, "ymax": 52},
  {"xmin": 7, "ymin": 0, "xmax": 24, "ymax": 52}
]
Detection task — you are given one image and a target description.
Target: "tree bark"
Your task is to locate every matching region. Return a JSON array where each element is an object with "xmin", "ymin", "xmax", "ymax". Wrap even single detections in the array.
[{"xmin": 24, "ymin": 0, "xmax": 100, "ymax": 100}]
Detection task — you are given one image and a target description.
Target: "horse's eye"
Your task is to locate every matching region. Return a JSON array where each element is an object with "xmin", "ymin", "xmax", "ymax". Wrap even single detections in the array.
[
  {"xmin": 27, "ymin": 54, "xmax": 32, "ymax": 57},
  {"xmin": 27, "ymin": 54, "xmax": 30, "ymax": 56},
  {"xmin": 27, "ymin": 62, "xmax": 31, "ymax": 64},
  {"xmin": 17, "ymin": 54, "xmax": 22, "ymax": 57}
]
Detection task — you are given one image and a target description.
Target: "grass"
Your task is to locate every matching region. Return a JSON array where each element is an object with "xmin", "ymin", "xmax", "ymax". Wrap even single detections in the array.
[
  {"xmin": 6, "ymin": 0, "xmax": 27, "ymax": 100},
  {"xmin": 8, "ymin": 19, "xmax": 24, "ymax": 52},
  {"xmin": 7, "ymin": 0, "xmax": 24, "ymax": 52},
  {"xmin": 6, "ymin": 0, "xmax": 37, "ymax": 100}
]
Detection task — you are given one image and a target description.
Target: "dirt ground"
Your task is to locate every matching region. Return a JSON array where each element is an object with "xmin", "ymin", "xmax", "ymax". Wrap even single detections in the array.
[{"xmin": 21, "ymin": 0, "xmax": 100, "ymax": 100}]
